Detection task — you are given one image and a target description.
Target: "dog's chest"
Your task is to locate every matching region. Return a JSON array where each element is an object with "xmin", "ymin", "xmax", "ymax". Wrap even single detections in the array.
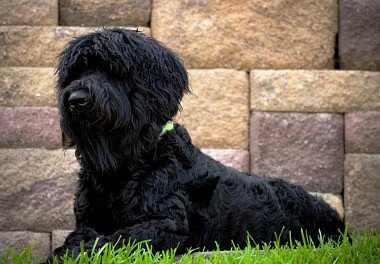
[{"xmin": 77, "ymin": 180, "xmax": 142, "ymax": 235}]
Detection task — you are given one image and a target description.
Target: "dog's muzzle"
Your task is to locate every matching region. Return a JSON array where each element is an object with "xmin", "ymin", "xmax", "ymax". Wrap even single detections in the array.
[{"xmin": 68, "ymin": 90, "xmax": 89, "ymax": 112}]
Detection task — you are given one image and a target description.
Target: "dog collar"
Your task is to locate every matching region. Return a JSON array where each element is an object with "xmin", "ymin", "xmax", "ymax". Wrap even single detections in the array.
[{"xmin": 159, "ymin": 121, "xmax": 174, "ymax": 137}]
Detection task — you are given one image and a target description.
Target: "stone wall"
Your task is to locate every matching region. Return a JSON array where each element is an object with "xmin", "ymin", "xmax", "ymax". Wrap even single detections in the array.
[{"xmin": 0, "ymin": 0, "xmax": 379, "ymax": 258}]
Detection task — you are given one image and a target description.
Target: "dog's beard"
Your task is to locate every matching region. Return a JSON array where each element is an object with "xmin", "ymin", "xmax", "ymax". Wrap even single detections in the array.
[
  {"xmin": 61, "ymin": 109, "xmax": 128, "ymax": 174},
  {"xmin": 69, "ymin": 123, "xmax": 161, "ymax": 175}
]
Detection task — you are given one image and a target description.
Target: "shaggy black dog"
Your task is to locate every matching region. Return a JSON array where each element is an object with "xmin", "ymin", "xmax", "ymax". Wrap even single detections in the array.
[{"xmin": 49, "ymin": 28, "xmax": 345, "ymax": 260}]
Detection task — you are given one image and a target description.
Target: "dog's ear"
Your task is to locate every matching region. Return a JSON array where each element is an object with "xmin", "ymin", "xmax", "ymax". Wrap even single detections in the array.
[{"xmin": 131, "ymin": 34, "xmax": 190, "ymax": 123}]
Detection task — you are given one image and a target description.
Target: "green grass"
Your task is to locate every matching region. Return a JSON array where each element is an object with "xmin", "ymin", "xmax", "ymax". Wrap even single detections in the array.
[{"xmin": 1, "ymin": 229, "xmax": 379, "ymax": 264}]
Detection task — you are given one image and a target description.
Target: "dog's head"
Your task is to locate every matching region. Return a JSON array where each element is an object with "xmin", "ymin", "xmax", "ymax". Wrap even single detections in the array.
[{"xmin": 57, "ymin": 28, "xmax": 189, "ymax": 174}]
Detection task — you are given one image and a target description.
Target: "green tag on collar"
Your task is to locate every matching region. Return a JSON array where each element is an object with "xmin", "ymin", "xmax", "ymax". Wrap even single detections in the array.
[{"xmin": 159, "ymin": 121, "xmax": 174, "ymax": 137}]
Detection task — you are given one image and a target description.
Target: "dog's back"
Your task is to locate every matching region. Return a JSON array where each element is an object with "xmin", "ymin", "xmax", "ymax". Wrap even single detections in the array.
[{"xmin": 159, "ymin": 125, "xmax": 345, "ymax": 251}]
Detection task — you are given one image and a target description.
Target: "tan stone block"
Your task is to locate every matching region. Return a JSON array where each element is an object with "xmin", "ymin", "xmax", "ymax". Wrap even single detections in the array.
[
  {"xmin": 176, "ymin": 69, "xmax": 249, "ymax": 149},
  {"xmin": 152, "ymin": 0, "xmax": 337, "ymax": 70},
  {"xmin": 52, "ymin": 230, "xmax": 72, "ymax": 251},
  {"xmin": 310, "ymin": 193, "xmax": 344, "ymax": 219},
  {"xmin": 0, "ymin": 231, "xmax": 50, "ymax": 258},
  {"xmin": 0, "ymin": 0, "xmax": 58, "ymax": 26},
  {"xmin": 0, "ymin": 67, "xmax": 56, "ymax": 106},
  {"xmin": 345, "ymin": 154, "xmax": 380, "ymax": 231},
  {"xmin": 202, "ymin": 149, "xmax": 249, "ymax": 173},
  {"xmin": 250, "ymin": 70, "xmax": 380, "ymax": 112},
  {"xmin": 0, "ymin": 26, "xmax": 151, "ymax": 67},
  {"xmin": 0, "ymin": 149, "xmax": 78, "ymax": 231},
  {"xmin": 60, "ymin": 0, "xmax": 151, "ymax": 26}
]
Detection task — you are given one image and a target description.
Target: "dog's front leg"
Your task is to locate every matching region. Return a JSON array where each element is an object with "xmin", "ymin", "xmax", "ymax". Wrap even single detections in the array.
[
  {"xmin": 105, "ymin": 218, "xmax": 189, "ymax": 252},
  {"xmin": 44, "ymin": 227, "xmax": 104, "ymax": 263},
  {"xmin": 46, "ymin": 218, "xmax": 189, "ymax": 262}
]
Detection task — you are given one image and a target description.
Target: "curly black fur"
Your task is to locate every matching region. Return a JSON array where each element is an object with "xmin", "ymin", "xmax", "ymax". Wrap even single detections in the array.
[{"xmin": 48, "ymin": 28, "xmax": 345, "ymax": 261}]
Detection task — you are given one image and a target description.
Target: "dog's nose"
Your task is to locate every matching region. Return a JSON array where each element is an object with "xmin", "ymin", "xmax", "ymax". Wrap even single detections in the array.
[{"xmin": 68, "ymin": 90, "xmax": 89, "ymax": 111}]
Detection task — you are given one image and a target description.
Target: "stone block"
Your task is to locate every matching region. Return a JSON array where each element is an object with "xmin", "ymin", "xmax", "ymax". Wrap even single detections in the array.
[
  {"xmin": 202, "ymin": 149, "xmax": 250, "ymax": 173},
  {"xmin": 0, "ymin": 0, "xmax": 58, "ymax": 26},
  {"xmin": 339, "ymin": 0, "xmax": 380, "ymax": 70},
  {"xmin": 51, "ymin": 230, "xmax": 72, "ymax": 251},
  {"xmin": 60, "ymin": 0, "xmax": 151, "ymax": 26},
  {"xmin": 0, "ymin": 231, "xmax": 50, "ymax": 258},
  {"xmin": 152, "ymin": 0, "xmax": 337, "ymax": 70},
  {"xmin": 250, "ymin": 70, "xmax": 380, "ymax": 112},
  {"xmin": 345, "ymin": 154, "xmax": 380, "ymax": 231},
  {"xmin": 310, "ymin": 193, "xmax": 344, "ymax": 219},
  {"xmin": 176, "ymin": 69, "xmax": 249, "ymax": 149},
  {"xmin": 345, "ymin": 112, "xmax": 380, "ymax": 154},
  {"xmin": 0, "ymin": 107, "xmax": 61, "ymax": 149},
  {"xmin": 0, "ymin": 26, "xmax": 150, "ymax": 67},
  {"xmin": 0, "ymin": 149, "xmax": 78, "ymax": 231},
  {"xmin": 0, "ymin": 67, "xmax": 56, "ymax": 106},
  {"xmin": 250, "ymin": 112, "xmax": 344, "ymax": 193}
]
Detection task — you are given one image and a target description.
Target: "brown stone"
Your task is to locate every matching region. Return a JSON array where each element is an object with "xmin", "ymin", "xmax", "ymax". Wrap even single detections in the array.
[
  {"xmin": 0, "ymin": 107, "xmax": 62, "ymax": 149},
  {"xmin": 0, "ymin": 67, "xmax": 56, "ymax": 106},
  {"xmin": 310, "ymin": 193, "xmax": 344, "ymax": 219},
  {"xmin": 345, "ymin": 112, "xmax": 380, "ymax": 154},
  {"xmin": 0, "ymin": 149, "xmax": 78, "ymax": 231},
  {"xmin": 0, "ymin": 26, "xmax": 150, "ymax": 67},
  {"xmin": 0, "ymin": 0, "xmax": 58, "ymax": 26},
  {"xmin": 201, "ymin": 149, "xmax": 249, "ymax": 173},
  {"xmin": 152, "ymin": 0, "xmax": 337, "ymax": 70},
  {"xmin": 250, "ymin": 70, "xmax": 380, "ymax": 112},
  {"xmin": 345, "ymin": 154, "xmax": 380, "ymax": 231},
  {"xmin": 250, "ymin": 112, "xmax": 344, "ymax": 193},
  {"xmin": 0, "ymin": 231, "xmax": 50, "ymax": 258},
  {"xmin": 176, "ymin": 69, "xmax": 249, "ymax": 149},
  {"xmin": 339, "ymin": 0, "xmax": 380, "ymax": 70},
  {"xmin": 52, "ymin": 230, "xmax": 72, "ymax": 251},
  {"xmin": 60, "ymin": 0, "xmax": 151, "ymax": 26}
]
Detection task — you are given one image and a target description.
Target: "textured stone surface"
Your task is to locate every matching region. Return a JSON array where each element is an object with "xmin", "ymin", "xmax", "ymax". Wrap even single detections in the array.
[
  {"xmin": 202, "ymin": 149, "xmax": 249, "ymax": 173},
  {"xmin": 250, "ymin": 112, "xmax": 344, "ymax": 193},
  {"xmin": 60, "ymin": 0, "xmax": 151, "ymax": 26},
  {"xmin": 152, "ymin": 0, "xmax": 337, "ymax": 70},
  {"xmin": 339, "ymin": 0, "xmax": 380, "ymax": 70},
  {"xmin": 0, "ymin": 231, "xmax": 50, "ymax": 258},
  {"xmin": 345, "ymin": 112, "xmax": 380, "ymax": 154},
  {"xmin": 250, "ymin": 70, "xmax": 380, "ymax": 112},
  {"xmin": 0, "ymin": 149, "xmax": 78, "ymax": 231},
  {"xmin": 0, "ymin": 26, "xmax": 150, "ymax": 67},
  {"xmin": 310, "ymin": 193, "xmax": 344, "ymax": 219},
  {"xmin": 52, "ymin": 230, "xmax": 72, "ymax": 251},
  {"xmin": 0, "ymin": 0, "xmax": 58, "ymax": 26},
  {"xmin": 0, "ymin": 67, "xmax": 56, "ymax": 106},
  {"xmin": 176, "ymin": 69, "xmax": 249, "ymax": 149},
  {"xmin": 345, "ymin": 154, "xmax": 380, "ymax": 231},
  {"xmin": 0, "ymin": 107, "xmax": 61, "ymax": 149}
]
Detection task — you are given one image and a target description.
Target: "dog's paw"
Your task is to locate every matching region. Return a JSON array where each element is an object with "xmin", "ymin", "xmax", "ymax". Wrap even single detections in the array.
[{"xmin": 65, "ymin": 227, "xmax": 101, "ymax": 245}]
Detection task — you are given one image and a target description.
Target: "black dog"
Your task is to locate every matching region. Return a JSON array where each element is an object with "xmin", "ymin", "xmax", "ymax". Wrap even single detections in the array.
[{"xmin": 50, "ymin": 28, "xmax": 345, "ymax": 259}]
